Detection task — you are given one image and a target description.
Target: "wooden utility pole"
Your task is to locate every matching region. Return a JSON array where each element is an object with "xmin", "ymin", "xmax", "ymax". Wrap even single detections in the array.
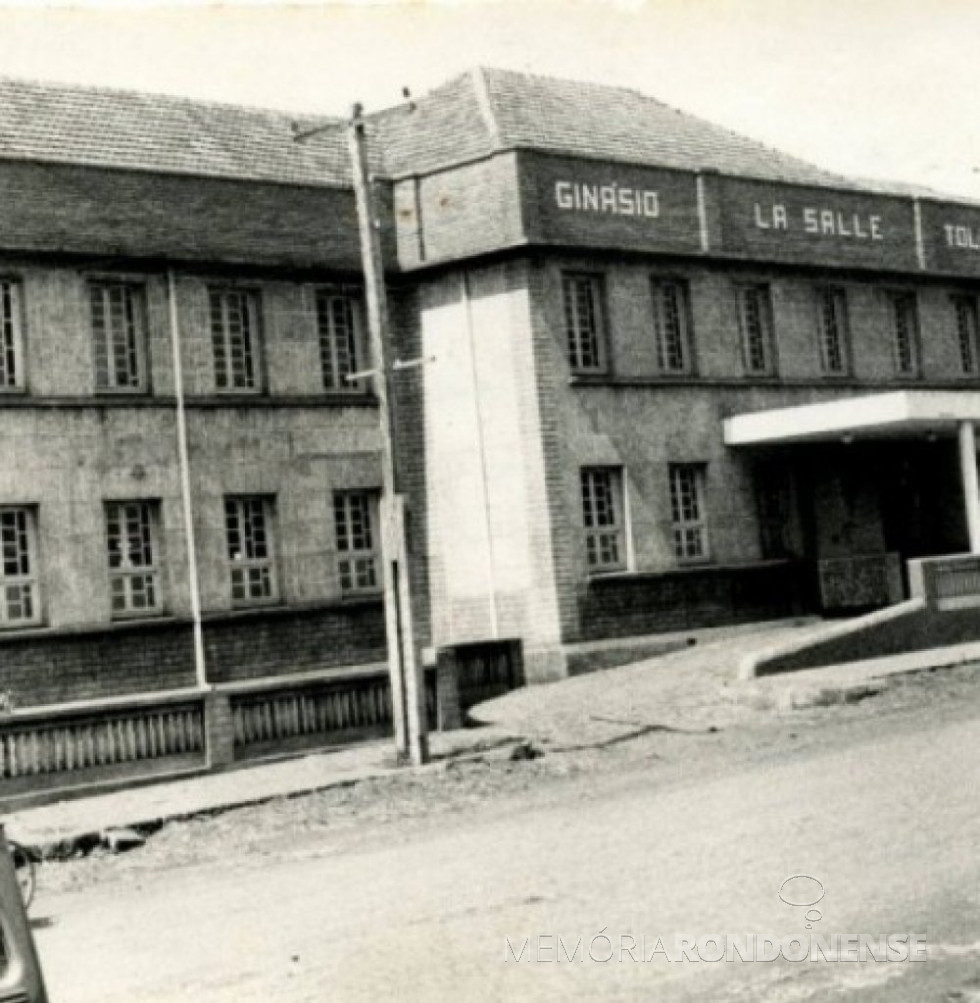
[{"xmin": 348, "ymin": 104, "xmax": 429, "ymax": 766}]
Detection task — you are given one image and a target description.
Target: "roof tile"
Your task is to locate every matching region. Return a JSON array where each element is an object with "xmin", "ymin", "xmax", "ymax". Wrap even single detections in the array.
[{"xmin": 0, "ymin": 76, "xmax": 352, "ymax": 186}]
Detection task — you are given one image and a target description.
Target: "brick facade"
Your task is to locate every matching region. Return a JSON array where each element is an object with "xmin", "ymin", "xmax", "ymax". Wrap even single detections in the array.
[
  {"xmin": 203, "ymin": 600, "xmax": 387, "ymax": 684},
  {"xmin": 0, "ymin": 600, "xmax": 387, "ymax": 709}
]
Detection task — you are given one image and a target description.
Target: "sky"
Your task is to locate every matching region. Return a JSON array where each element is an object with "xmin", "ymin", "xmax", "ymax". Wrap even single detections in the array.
[{"xmin": 0, "ymin": 0, "xmax": 979, "ymax": 197}]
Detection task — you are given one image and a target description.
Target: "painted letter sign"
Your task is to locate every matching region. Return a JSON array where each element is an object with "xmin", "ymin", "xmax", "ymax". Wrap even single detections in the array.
[
  {"xmin": 718, "ymin": 177, "xmax": 918, "ymax": 271},
  {"xmin": 920, "ymin": 200, "xmax": 980, "ymax": 276},
  {"xmin": 520, "ymin": 152, "xmax": 702, "ymax": 254}
]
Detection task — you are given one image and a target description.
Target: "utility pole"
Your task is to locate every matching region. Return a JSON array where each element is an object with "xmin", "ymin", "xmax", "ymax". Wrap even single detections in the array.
[{"xmin": 348, "ymin": 104, "xmax": 429, "ymax": 766}]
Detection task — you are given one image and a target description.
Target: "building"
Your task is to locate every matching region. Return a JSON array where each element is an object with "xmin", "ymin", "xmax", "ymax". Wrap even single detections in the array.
[
  {"xmin": 0, "ymin": 68, "xmax": 979, "ymax": 786},
  {"xmin": 383, "ymin": 69, "xmax": 980, "ymax": 682}
]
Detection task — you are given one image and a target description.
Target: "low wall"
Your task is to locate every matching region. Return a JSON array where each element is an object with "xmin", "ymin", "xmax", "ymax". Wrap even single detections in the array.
[
  {"xmin": 0, "ymin": 662, "xmax": 440, "ymax": 804},
  {"xmin": 0, "ymin": 599, "xmax": 388, "ymax": 709},
  {"xmin": 578, "ymin": 560, "xmax": 802, "ymax": 642},
  {"xmin": 0, "ymin": 690, "xmax": 207, "ymax": 800},
  {"xmin": 909, "ymin": 553, "xmax": 980, "ymax": 610}
]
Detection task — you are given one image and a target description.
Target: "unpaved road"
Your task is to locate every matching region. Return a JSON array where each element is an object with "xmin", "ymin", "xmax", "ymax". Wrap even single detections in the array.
[{"xmin": 27, "ymin": 663, "xmax": 980, "ymax": 1001}]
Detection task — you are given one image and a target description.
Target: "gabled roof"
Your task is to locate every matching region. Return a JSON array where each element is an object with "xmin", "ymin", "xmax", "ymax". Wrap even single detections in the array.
[
  {"xmin": 375, "ymin": 66, "xmax": 860, "ymax": 188},
  {"xmin": 0, "ymin": 76, "xmax": 352, "ymax": 187}
]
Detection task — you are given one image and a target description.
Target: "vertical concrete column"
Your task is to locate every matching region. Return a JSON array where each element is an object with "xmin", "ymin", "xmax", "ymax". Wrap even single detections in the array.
[
  {"xmin": 958, "ymin": 421, "xmax": 980, "ymax": 553},
  {"xmin": 435, "ymin": 647, "xmax": 463, "ymax": 731},
  {"xmin": 204, "ymin": 692, "xmax": 235, "ymax": 768}
]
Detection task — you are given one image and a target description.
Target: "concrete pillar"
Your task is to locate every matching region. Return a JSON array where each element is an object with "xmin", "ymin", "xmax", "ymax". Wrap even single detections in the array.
[
  {"xmin": 434, "ymin": 648, "xmax": 463, "ymax": 731},
  {"xmin": 958, "ymin": 421, "xmax": 980, "ymax": 554},
  {"xmin": 204, "ymin": 691, "xmax": 235, "ymax": 768}
]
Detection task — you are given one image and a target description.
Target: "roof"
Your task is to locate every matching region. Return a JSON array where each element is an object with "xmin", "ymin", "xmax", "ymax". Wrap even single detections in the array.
[
  {"xmin": 0, "ymin": 68, "xmax": 957, "ymax": 202},
  {"xmin": 376, "ymin": 67, "xmax": 858, "ymax": 188},
  {"xmin": 0, "ymin": 76, "xmax": 353, "ymax": 187}
]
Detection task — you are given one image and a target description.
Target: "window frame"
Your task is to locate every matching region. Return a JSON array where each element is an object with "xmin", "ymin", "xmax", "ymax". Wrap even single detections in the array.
[
  {"xmin": 0, "ymin": 506, "xmax": 40, "ymax": 628},
  {"xmin": 105, "ymin": 499, "xmax": 163, "ymax": 619},
  {"xmin": 669, "ymin": 464, "xmax": 710, "ymax": 565},
  {"xmin": 580, "ymin": 467, "xmax": 627, "ymax": 574},
  {"xmin": 224, "ymin": 495, "xmax": 278, "ymax": 606},
  {"xmin": 333, "ymin": 490, "xmax": 381, "ymax": 596},
  {"xmin": 316, "ymin": 288, "xmax": 364, "ymax": 392},
  {"xmin": 651, "ymin": 278, "xmax": 694, "ymax": 376},
  {"xmin": 886, "ymin": 289, "xmax": 921, "ymax": 378},
  {"xmin": 0, "ymin": 278, "xmax": 26, "ymax": 392},
  {"xmin": 815, "ymin": 286, "xmax": 851, "ymax": 376},
  {"xmin": 735, "ymin": 282, "xmax": 776, "ymax": 377},
  {"xmin": 562, "ymin": 272, "xmax": 607, "ymax": 374},
  {"xmin": 89, "ymin": 280, "xmax": 150, "ymax": 393},
  {"xmin": 952, "ymin": 294, "xmax": 980, "ymax": 377},
  {"xmin": 208, "ymin": 286, "xmax": 264, "ymax": 393}
]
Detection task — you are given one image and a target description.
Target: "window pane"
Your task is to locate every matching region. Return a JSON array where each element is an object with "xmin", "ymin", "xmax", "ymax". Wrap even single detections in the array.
[
  {"xmin": 670, "ymin": 465, "xmax": 708, "ymax": 562},
  {"xmin": 653, "ymin": 281, "xmax": 690, "ymax": 373},
  {"xmin": 891, "ymin": 293, "xmax": 918, "ymax": 375},
  {"xmin": 955, "ymin": 298, "xmax": 978, "ymax": 375},
  {"xmin": 318, "ymin": 292, "xmax": 359, "ymax": 389},
  {"xmin": 225, "ymin": 496, "xmax": 276, "ymax": 604},
  {"xmin": 581, "ymin": 469, "xmax": 625, "ymax": 571},
  {"xmin": 105, "ymin": 501, "xmax": 160, "ymax": 617},
  {"xmin": 738, "ymin": 285, "xmax": 772, "ymax": 374},
  {"xmin": 0, "ymin": 508, "xmax": 38, "ymax": 626},
  {"xmin": 91, "ymin": 283, "xmax": 145, "ymax": 390},
  {"xmin": 818, "ymin": 289, "xmax": 847, "ymax": 373},
  {"xmin": 210, "ymin": 290, "xmax": 259, "ymax": 390},
  {"xmin": 334, "ymin": 492, "xmax": 379, "ymax": 593},
  {"xmin": 563, "ymin": 275, "xmax": 603, "ymax": 372},
  {"xmin": 0, "ymin": 281, "xmax": 21, "ymax": 389}
]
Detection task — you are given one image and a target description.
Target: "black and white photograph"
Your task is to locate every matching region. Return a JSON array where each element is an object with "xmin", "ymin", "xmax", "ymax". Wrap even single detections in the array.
[{"xmin": 0, "ymin": 1, "xmax": 977, "ymax": 1000}]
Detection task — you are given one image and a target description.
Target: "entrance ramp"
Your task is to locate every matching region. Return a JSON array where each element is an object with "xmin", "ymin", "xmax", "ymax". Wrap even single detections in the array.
[{"xmin": 740, "ymin": 597, "xmax": 980, "ymax": 677}]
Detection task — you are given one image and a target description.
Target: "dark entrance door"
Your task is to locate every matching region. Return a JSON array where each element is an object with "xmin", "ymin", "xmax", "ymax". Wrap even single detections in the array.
[{"xmin": 877, "ymin": 440, "xmax": 967, "ymax": 564}]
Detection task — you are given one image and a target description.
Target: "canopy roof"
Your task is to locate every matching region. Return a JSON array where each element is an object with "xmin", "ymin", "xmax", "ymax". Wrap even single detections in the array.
[{"xmin": 724, "ymin": 391, "xmax": 980, "ymax": 446}]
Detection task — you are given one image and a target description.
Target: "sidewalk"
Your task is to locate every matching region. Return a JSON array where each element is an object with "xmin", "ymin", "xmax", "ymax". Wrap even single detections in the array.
[
  {"xmin": 473, "ymin": 620, "xmax": 980, "ymax": 748},
  {"xmin": 3, "ymin": 725, "xmax": 519, "ymax": 856}
]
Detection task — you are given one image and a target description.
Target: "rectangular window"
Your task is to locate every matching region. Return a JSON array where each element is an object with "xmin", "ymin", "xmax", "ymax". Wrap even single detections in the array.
[
  {"xmin": 90, "ymin": 282, "xmax": 147, "ymax": 391},
  {"xmin": 581, "ymin": 468, "xmax": 626, "ymax": 572},
  {"xmin": 106, "ymin": 500, "xmax": 160, "ymax": 617},
  {"xmin": 670, "ymin": 464, "xmax": 709, "ymax": 562},
  {"xmin": 334, "ymin": 491, "xmax": 380, "ymax": 594},
  {"xmin": 889, "ymin": 291, "xmax": 919, "ymax": 376},
  {"xmin": 0, "ymin": 280, "xmax": 24, "ymax": 390},
  {"xmin": 954, "ymin": 296, "xmax": 979, "ymax": 375},
  {"xmin": 736, "ymin": 284, "xmax": 775, "ymax": 375},
  {"xmin": 209, "ymin": 288, "xmax": 261, "ymax": 391},
  {"xmin": 816, "ymin": 287, "xmax": 849, "ymax": 374},
  {"xmin": 0, "ymin": 507, "xmax": 39, "ymax": 627},
  {"xmin": 562, "ymin": 273, "xmax": 605, "ymax": 373},
  {"xmin": 225, "ymin": 496, "xmax": 277, "ymax": 604},
  {"xmin": 652, "ymin": 280, "xmax": 693, "ymax": 374},
  {"xmin": 317, "ymin": 291, "xmax": 360, "ymax": 390}
]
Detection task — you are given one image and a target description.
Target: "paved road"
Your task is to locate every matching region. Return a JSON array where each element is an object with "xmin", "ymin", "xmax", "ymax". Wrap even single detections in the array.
[{"xmin": 29, "ymin": 705, "xmax": 980, "ymax": 1002}]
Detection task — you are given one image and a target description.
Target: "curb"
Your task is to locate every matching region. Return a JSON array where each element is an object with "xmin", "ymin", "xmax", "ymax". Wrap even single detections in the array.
[
  {"xmin": 16, "ymin": 734, "xmax": 528, "ymax": 861},
  {"xmin": 733, "ymin": 680, "xmax": 885, "ymax": 713}
]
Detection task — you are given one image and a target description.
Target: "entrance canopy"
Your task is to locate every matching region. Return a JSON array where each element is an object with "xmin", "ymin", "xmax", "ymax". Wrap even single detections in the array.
[{"xmin": 723, "ymin": 390, "xmax": 980, "ymax": 446}]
